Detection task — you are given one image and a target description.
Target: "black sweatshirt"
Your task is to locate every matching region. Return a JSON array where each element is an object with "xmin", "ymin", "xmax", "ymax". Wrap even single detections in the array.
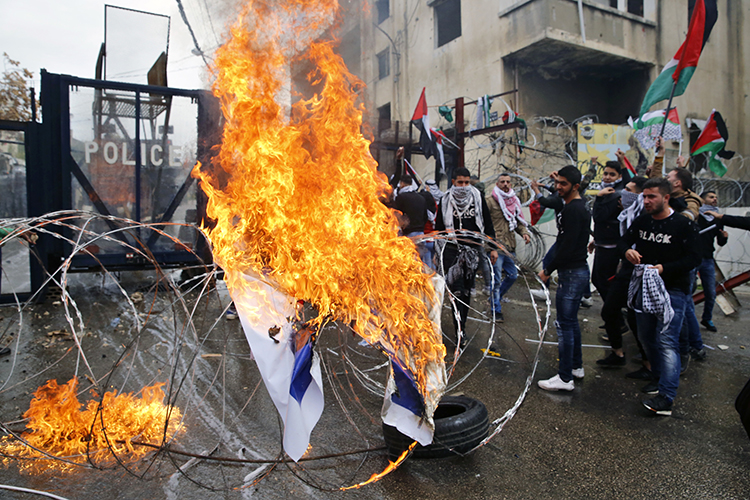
[
  {"xmin": 435, "ymin": 190, "xmax": 496, "ymax": 247},
  {"xmin": 720, "ymin": 214, "xmax": 750, "ymax": 231},
  {"xmin": 617, "ymin": 211, "xmax": 701, "ymax": 293},
  {"xmin": 696, "ymin": 215, "xmax": 728, "ymax": 259},
  {"xmin": 592, "ymin": 192, "xmax": 622, "ymax": 246},
  {"xmin": 395, "ymin": 191, "xmax": 428, "ymax": 234},
  {"xmin": 545, "ymin": 198, "xmax": 591, "ymax": 274}
]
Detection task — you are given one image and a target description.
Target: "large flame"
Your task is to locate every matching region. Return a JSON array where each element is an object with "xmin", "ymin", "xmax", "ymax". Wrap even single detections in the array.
[
  {"xmin": 0, "ymin": 378, "xmax": 182, "ymax": 472},
  {"xmin": 194, "ymin": 0, "xmax": 445, "ymax": 401}
]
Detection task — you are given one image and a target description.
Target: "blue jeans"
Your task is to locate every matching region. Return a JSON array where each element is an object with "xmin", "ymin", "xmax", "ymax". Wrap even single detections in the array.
[
  {"xmin": 636, "ymin": 290, "xmax": 689, "ymax": 402},
  {"xmin": 698, "ymin": 258, "xmax": 716, "ymax": 322},
  {"xmin": 490, "ymin": 251, "xmax": 518, "ymax": 312},
  {"xmin": 406, "ymin": 231, "xmax": 431, "ymax": 268},
  {"xmin": 555, "ymin": 266, "xmax": 590, "ymax": 382},
  {"xmin": 679, "ymin": 269, "xmax": 703, "ymax": 354}
]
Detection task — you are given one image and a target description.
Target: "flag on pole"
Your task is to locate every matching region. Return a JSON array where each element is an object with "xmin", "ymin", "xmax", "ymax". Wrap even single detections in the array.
[
  {"xmin": 232, "ymin": 273, "xmax": 324, "ymax": 462},
  {"xmin": 411, "ymin": 88, "xmax": 437, "ymax": 160},
  {"xmin": 638, "ymin": 0, "xmax": 717, "ymax": 116},
  {"xmin": 628, "ymin": 108, "xmax": 682, "ymax": 150},
  {"xmin": 431, "ymin": 128, "xmax": 447, "ymax": 178},
  {"xmin": 690, "ymin": 109, "xmax": 735, "ymax": 177}
]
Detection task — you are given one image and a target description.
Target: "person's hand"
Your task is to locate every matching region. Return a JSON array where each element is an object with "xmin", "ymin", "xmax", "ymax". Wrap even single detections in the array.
[
  {"xmin": 645, "ymin": 165, "xmax": 652, "ymax": 176},
  {"xmin": 655, "ymin": 136, "xmax": 665, "ymax": 156},
  {"xmin": 396, "ymin": 147, "xmax": 405, "ymax": 160},
  {"xmin": 649, "ymin": 264, "xmax": 664, "ymax": 274},
  {"xmin": 720, "ymin": 230, "xmax": 728, "ymax": 238},
  {"xmin": 21, "ymin": 232, "xmax": 37, "ymax": 245},
  {"xmin": 522, "ymin": 233, "xmax": 531, "ymax": 245},
  {"xmin": 550, "ymin": 170, "xmax": 559, "ymax": 180},
  {"xmin": 531, "ymin": 179, "xmax": 541, "ymax": 194},
  {"xmin": 590, "ymin": 156, "xmax": 598, "ymax": 166},
  {"xmin": 489, "ymin": 250, "xmax": 498, "ymax": 265},
  {"xmin": 538, "ymin": 269, "xmax": 549, "ymax": 282},
  {"xmin": 615, "ymin": 149, "xmax": 626, "ymax": 162},
  {"xmin": 706, "ymin": 211, "xmax": 722, "ymax": 219},
  {"xmin": 625, "ymin": 248, "xmax": 642, "ymax": 265},
  {"xmin": 597, "ymin": 187, "xmax": 615, "ymax": 197},
  {"xmin": 588, "ymin": 241, "xmax": 595, "ymax": 254},
  {"xmin": 676, "ymin": 155, "xmax": 688, "ymax": 168}
]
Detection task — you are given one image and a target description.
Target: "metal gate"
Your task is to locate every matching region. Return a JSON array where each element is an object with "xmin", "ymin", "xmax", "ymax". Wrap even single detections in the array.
[{"xmin": 38, "ymin": 71, "xmax": 217, "ymax": 274}]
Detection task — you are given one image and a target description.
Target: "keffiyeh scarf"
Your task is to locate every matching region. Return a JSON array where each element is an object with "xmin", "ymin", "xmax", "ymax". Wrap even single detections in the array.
[
  {"xmin": 492, "ymin": 186, "xmax": 528, "ymax": 232},
  {"xmin": 628, "ymin": 264, "xmax": 674, "ymax": 333},
  {"xmin": 441, "ymin": 186, "xmax": 484, "ymax": 233}
]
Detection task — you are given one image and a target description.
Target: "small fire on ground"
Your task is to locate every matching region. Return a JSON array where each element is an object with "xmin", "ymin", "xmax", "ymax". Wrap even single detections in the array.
[{"xmin": 1, "ymin": 378, "xmax": 182, "ymax": 472}]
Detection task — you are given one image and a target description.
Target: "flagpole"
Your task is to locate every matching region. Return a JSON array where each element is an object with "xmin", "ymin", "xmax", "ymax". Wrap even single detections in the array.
[{"xmin": 658, "ymin": 79, "xmax": 678, "ymax": 139}]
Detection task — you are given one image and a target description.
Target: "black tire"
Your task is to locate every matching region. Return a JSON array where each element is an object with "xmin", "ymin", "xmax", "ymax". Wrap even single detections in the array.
[{"xmin": 382, "ymin": 395, "xmax": 489, "ymax": 459}]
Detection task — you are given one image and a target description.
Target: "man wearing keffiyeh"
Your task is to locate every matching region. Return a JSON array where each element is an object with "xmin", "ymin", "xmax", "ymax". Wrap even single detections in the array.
[
  {"xmin": 486, "ymin": 173, "xmax": 531, "ymax": 322},
  {"xmin": 618, "ymin": 177, "xmax": 701, "ymax": 416},
  {"xmin": 435, "ymin": 168, "xmax": 497, "ymax": 351}
]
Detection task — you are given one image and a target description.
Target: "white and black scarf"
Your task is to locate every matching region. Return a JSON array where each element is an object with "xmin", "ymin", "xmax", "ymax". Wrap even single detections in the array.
[{"xmin": 441, "ymin": 186, "xmax": 484, "ymax": 233}]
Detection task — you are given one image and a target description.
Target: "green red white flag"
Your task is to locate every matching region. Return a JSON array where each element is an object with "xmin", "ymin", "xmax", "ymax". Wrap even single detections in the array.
[
  {"xmin": 628, "ymin": 108, "xmax": 682, "ymax": 150},
  {"xmin": 638, "ymin": 0, "xmax": 717, "ymax": 116},
  {"xmin": 690, "ymin": 110, "xmax": 734, "ymax": 177}
]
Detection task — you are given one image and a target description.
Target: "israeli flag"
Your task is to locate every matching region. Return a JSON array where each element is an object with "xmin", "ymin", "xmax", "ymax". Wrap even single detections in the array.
[
  {"xmin": 232, "ymin": 272, "xmax": 324, "ymax": 462},
  {"xmin": 381, "ymin": 275, "xmax": 447, "ymax": 446}
]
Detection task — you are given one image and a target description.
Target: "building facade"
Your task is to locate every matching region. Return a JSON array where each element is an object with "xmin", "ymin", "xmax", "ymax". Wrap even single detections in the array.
[{"xmin": 340, "ymin": 0, "xmax": 749, "ymax": 181}]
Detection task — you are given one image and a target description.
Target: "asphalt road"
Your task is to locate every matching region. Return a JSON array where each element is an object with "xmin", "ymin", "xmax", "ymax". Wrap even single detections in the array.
[{"xmin": 0, "ymin": 271, "xmax": 748, "ymax": 499}]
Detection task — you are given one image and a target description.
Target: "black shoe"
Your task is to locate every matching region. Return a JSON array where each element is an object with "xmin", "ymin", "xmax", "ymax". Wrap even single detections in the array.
[
  {"xmin": 598, "ymin": 324, "xmax": 606, "ymax": 330},
  {"xmin": 596, "ymin": 352, "xmax": 627, "ymax": 367},
  {"xmin": 0, "ymin": 347, "xmax": 9, "ymax": 356},
  {"xmin": 600, "ymin": 333, "xmax": 610, "ymax": 342},
  {"xmin": 680, "ymin": 354, "xmax": 690, "ymax": 376},
  {"xmin": 643, "ymin": 394, "xmax": 673, "ymax": 416},
  {"xmin": 700, "ymin": 319, "xmax": 717, "ymax": 332},
  {"xmin": 495, "ymin": 312, "xmax": 505, "ymax": 323},
  {"xmin": 690, "ymin": 347, "xmax": 707, "ymax": 361},
  {"xmin": 626, "ymin": 367, "xmax": 654, "ymax": 380},
  {"xmin": 641, "ymin": 381, "xmax": 659, "ymax": 394},
  {"xmin": 632, "ymin": 353, "xmax": 643, "ymax": 363}
]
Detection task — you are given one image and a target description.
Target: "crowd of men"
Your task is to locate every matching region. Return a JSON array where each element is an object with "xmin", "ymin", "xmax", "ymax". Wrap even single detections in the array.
[{"xmin": 389, "ymin": 139, "xmax": 732, "ymax": 417}]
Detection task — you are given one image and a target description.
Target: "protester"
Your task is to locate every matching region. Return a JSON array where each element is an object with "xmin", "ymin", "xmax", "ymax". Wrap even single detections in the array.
[
  {"xmin": 435, "ymin": 167, "xmax": 498, "ymax": 350},
  {"xmin": 394, "ymin": 174, "xmax": 433, "ymax": 268},
  {"xmin": 486, "ymin": 173, "xmax": 531, "ymax": 322},
  {"xmin": 618, "ymin": 177, "xmax": 701, "ymax": 415},
  {"xmin": 591, "ymin": 161, "xmax": 625, "ymax": 302},
  {"xmin": 597, "ymin": 176, "xmax": 648, "ymax": 368},
  {"xmin": 537, "ymin": 166, "xmax": 591, "ymax": 391},
  {"xmin": 695, "ymin": 191, "xmax": 727, "ymax": 333}
]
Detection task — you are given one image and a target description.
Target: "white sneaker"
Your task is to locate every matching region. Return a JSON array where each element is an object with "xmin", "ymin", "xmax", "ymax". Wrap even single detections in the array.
[
  {"xmin": 530, "ymin": 289, "xmax": 547, "ymax": 299},
  {"xmin": 538, "ymin": 374, "xmax": 574, "ymax": 391},
  {"xmin": 580, "ymin": 296, "xmax": 593, "ymax": 307},
  {"xmin": 572, "ymin": 367, "xmax": 585, "ymax": 379}
]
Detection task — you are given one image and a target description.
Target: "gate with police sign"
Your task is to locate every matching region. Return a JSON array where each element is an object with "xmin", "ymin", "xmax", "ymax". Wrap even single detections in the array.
[{"xmin": 38, "ymin": 71, "xmax": 218, "ymax": 275}]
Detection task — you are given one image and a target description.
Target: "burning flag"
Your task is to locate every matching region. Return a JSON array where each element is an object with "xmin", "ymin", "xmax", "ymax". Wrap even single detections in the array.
[
  {"xmin": 690, "ymin": 109, "xmax": 735, "ymax": 177},
  {"xmin": 194, "ymin": 0, "xmax": 446, "ymax": 462},
  {"xmin": 628, "ymin": 108, "xmax": 682, "ymax": 150},
  {"xmin": 638, "ymin": 0, "xmax": 717, "ymax": 116}
]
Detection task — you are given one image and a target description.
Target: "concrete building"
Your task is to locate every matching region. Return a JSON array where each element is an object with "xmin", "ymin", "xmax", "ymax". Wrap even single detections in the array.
[{"xmin": 338, "ymin": 0, "xmax": 749, "ymax": 181}]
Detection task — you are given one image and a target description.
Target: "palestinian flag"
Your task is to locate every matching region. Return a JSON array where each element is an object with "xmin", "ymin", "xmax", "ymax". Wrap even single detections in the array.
[
  {"xmin": 638, "ymin": 0, "xmax": 717, "ymax": 116},
  {"xmin": 431, "ymin": 128, "xmax": 447, "ymax": 179},
  {"xmin": 690, "ymin": 109, "xmax": 735, "ymax": 177},
  {"xmin": 628, "ymin": 108, "xmax": 682, "ymax": 150},
  {"xmin": 411, "ymin": 88, "xmax": 437, "ymax": 159}
]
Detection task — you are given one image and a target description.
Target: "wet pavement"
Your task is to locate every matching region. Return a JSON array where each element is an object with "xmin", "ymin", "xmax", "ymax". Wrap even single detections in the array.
[{"xmin": 1, "ymin": 270, "xmax": 749, "ymax": 499}]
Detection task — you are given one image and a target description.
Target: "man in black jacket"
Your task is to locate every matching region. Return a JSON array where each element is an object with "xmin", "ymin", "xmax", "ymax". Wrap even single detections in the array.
[
  {"xmin": 695, "ymin": 191, "xmax": 727, "ymax": 333},
  {"xmin": 537, "ymin": 166, "xmax": 592, "ymax": 391},
  {"xmin": 436, "ymin": 168, "xmax": 497, "ymax": 350},
  {"xmin": 591, "ymin": 161, "xmax": 625, "ymax": 301},
  {"xmin": 618, "ymin": 178, "xmax": 701, "ymax": 416}
]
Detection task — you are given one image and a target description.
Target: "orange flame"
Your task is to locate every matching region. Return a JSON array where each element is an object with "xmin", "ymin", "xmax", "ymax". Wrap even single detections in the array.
[
  {"xmin": 1, "ymin": 378, "xmax": 182, "ymax": 472},
  {"xmin": 194, "ymin": 0, "xmax": 445, "ymax": 401},
  {"xmin": 340, "ymin": 441, "xmax": 417, "ymax": 490}
]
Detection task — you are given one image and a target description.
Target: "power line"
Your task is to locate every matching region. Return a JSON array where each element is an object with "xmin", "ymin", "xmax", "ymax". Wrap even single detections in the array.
[{"xmin": 174, "ymin": 0, "xmax": 211, "ymax": 69}]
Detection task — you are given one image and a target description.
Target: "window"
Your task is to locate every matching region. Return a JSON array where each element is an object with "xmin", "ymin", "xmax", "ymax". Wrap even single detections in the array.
[
  {"xmin": 377, "ymin": 103, "xmax": 391, "ymax": 134},
  {"xmin": 377, "ymin": 48, "xmax": 390, "ymax": 80},
  {"xmin": 376, "ymin": 0, "xmax": 390, "ymax": 24},
  {"xmin": 434, "ymin": 0, "xmax": 461, "ymax": 47},
  {"xmin": 627, "ymin": 0, "xmax": 644, "ymax": 17}
]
